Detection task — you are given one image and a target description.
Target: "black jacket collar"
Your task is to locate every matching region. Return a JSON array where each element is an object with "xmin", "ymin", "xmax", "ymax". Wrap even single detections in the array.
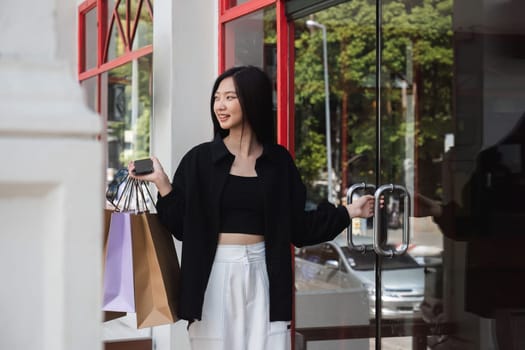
[
  {"xmin": 210, "ymin": 133, "xmax": 275, "ymax": 164},
  {"xmin": 211, "ymin": 133, "xmax": 232, "ymax": 164}
]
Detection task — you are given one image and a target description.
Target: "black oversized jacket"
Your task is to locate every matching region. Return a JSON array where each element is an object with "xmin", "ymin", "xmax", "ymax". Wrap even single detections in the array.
[{"xmin": 156, "ymin": 135, "xmax": 350, "ymax": 322}]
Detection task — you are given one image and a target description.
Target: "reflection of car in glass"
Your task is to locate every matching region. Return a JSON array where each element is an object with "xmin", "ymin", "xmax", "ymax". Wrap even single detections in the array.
[
  {"xmin": 295, "ymin": 241, "xmax": 425, "ymax": 318},
  {"xmin": 418, "ymin": 257, "xmax": 446, "ymax": 349},
  {"xmin": 295, "ymin": 252, "xmax": 370, "ymax": 350}
]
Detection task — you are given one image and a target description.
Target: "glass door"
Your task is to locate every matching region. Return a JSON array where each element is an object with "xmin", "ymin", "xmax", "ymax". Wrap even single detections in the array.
[
  {"xmin": 373, "ymin": 0, "xmax": 451, "ymax": 347},
  {"xmin": 292, "ymin": 3, "xmax": 378, "ymax": 349},
  {"xmin": 292, "ymin": 0, "xmax": 525, "ymax": 349},
  {"xmin": 378, "ymin": 0, "xmax": 525, "ymax": 349}
]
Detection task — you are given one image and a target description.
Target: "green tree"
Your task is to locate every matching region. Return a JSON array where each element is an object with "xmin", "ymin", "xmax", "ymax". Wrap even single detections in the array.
[
  {"xmin": 295, "ymin": 117, "xmax": 327, "ymax": 185},
  {"xmin": 294, "ymin": 0, "xmax": 453, "ymax": 198}
]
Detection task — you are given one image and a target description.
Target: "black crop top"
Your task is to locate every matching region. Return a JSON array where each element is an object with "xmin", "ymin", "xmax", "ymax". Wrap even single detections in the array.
[{"xmin": 220, "ymin": 174, "xmax": 265, "ymax": 235}]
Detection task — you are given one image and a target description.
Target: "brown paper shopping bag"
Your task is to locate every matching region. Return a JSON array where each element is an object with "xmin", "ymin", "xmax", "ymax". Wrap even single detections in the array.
[{"xmin": 131, "ymin": 211, "xmax": 180, "ymax": 328}]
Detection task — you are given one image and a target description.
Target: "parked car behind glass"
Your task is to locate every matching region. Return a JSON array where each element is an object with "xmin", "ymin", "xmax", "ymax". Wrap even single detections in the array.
[
  {"xmin": 295, "ymin": 241, "xmax": 425, "ymax": 318},
  {"xmin": 295, "ymin": 251, "xmax": 370, "ymax": 350}
]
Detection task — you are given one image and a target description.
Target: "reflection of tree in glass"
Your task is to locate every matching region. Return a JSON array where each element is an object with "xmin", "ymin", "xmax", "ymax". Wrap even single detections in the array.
[
  {"xmin": 119, "ymin": 56, "xmax": 152, "ymax": 166},
  {"xmin": 104, "ymin": 55, "xmax": 153, "ymax": 169},
  {"xmin": 295, "ymin": 117, "xmax": 327, "ymax": 201},
  {"xmin": 293, "ymin": 0, "xmax": 453, "ymax": 198}
]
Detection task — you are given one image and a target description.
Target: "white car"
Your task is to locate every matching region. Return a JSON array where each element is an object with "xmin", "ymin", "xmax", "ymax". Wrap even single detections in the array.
[{"xmin": 295, "ymin": 240, "xmax": 425, "ymax": 318}]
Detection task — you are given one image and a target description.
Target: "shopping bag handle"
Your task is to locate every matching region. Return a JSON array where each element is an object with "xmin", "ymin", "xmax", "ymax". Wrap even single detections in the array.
[{"xmin": 106, "ymin": 168, "xmax": 158, "ymax": 213}]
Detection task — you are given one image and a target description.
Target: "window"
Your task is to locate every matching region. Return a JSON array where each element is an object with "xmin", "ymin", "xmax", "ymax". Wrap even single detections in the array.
[
  {"xmin": 78, "ymin": 0, "xmax": 154, "ymax": 183},
  {"xmin": 224, "ymin": 6, "xmax": 278, "ymax": 124},
  {"xmin": 219, "ymin": 0, "xmax": 291, "ymax": 146}
]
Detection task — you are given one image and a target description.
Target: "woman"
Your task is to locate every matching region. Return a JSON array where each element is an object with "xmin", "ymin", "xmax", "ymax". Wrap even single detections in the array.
[{"xmin": 129, "ymin": 65, "xmax": 375, "ymax": 350}]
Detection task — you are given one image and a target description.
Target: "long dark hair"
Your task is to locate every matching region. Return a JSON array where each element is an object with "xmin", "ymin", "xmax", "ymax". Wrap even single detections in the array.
[{"xmin": 210, "ymin": 65, "xmax": 275, "ymax": 144}]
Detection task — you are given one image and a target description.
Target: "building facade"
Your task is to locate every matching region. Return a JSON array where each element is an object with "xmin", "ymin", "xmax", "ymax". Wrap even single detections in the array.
[
  {"xmin": 79, "ymin": 1, "xmax": 525, "ymax": 350},
  {"xmin": 2, "ymin": 0, "xmax": 522, "ymax": 349}
]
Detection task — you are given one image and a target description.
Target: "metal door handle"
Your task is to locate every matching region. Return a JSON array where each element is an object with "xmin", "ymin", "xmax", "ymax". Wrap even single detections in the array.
[
  {"xmin": 346, "ymin": 182, "xmax": 375, "ymax": 252},
  {"xmin": 373, "ymin": 184, "xmax": 411, "ymax": 257}
]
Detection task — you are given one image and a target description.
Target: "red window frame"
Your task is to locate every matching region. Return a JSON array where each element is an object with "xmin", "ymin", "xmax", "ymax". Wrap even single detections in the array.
[
  {"xmin": 77, "ymin": 0, "xmax": 154, "ymax": 113},
  {"xmin": 218, "ymin": 0, "xmax": 294, "ymax": 152}
]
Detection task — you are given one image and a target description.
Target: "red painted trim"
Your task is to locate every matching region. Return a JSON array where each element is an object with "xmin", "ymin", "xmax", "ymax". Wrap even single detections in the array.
[
  {"xmin": 218, "ymin": 27, "xmax": 225, "ymax": 73},
  {"xmin": 288, "ymin": 22, "xmax": 295, "ymax": 157},
  {"xmin": 78, "ymin": 0, "xmax": 98, "ymax": 76},
  {"xmin": 220, "ymin": 0, "xmax": 275, "ymax": 23},
  {"xmin": 79, "ymin": 0, "xmax": 96, "ymax": 12},
  {"xmin": 98, "ymin": 0, "xmax": 107, "ymax": 67},
  {"xmin": 219, "ymin": 0, "xmax": 227, "ymax": 14},
  {"xmin": 79, "ymin": 45, "xmax": 153, "ymax": 81},
  {"xmin": 100, "ymin": 45, "xmax": 153, "ymax": 71},
  {"xmin": 78, "ymin": 8, "xmax": 86, "ymax": 77},
  {"xmin": 79, "ymin": 68, "xmax": 102, "ymax": 81},
  {"xmin": 79, "ymin": 0, "xmax": 153, "ymax": 81},
  {"xmin": 276, "ymin": 0, "xmax": 287, "ymax": 149},
  {"xmin": 224, "ymin": 0, "xmax": 234, "ymax": 9},
  {"xmin": 218, "ymin": 1, "xmax": 225, "ymax": 72}
]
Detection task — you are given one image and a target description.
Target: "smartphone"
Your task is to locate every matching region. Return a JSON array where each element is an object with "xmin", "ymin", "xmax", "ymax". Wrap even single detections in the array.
[{"xmin": 133, "ymin": 158, "xmax": 154, "ymax": 175}]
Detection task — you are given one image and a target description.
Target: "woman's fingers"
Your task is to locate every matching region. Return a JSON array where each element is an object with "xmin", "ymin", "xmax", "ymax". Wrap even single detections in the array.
[
  {"xmin": 127, "ymin": 161, "xmax": 134, "ymax": 170},
  {"xmin": 150, "ymin": 156, "xmax": 164, "ymax": 173},
  {"xmin": 128, "ymin": 157, "xmax": 156, "ymax": 181},
  {"xmin": 357, "ymin": 195, "xmax": 374, "ymax": 218}
]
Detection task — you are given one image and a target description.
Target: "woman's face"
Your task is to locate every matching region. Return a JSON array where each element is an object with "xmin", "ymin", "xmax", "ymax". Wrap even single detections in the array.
[{"xmin": 213, "ymin": 77, "xmax": 243, "ymax": 131}]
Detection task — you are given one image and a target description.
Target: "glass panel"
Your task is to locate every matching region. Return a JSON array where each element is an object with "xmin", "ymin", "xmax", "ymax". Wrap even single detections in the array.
[
  {"xmin": 224, "ymin": 6, "xmax": 277, "ymax": 69},
  {"xmin": 80, "ymin": 76, "xmax": 98, "ymax": 113},
  {"xmin": 376, "ymin": 0, "xmax": 452, "ymax": 348},
  {"xmin": 295, "ymin": 242, "xmax": 370, "ymax": 349},
  {"xmin": 293, "ymin": 3, "xmax": 376, "ymax": 348},
  {"xmin": 85, "ymin": 8, "xmax": 98, "ymax": 70},
  {"xmin": 131, "ymin": 0, "xmax": 153, "ymax": 50},
  {"xmin": 224, "ymin": 6, "xmax": 277, "ymax": 125},
  {"xmin": 106, "ymin": 0, "xmax": 153, "ymax": 62},
  {"xmin": 293, "ymin": 0, "xmax": 525, "ymax": 348},
  {"xmin": 380, "ymin": 0, "xmax": 525, "ymax": 349},
  {"xmin": 106, "ymin": 0, "xmax": 127, "ymax": 62},
  {"xmin": 294, "ymin": 3, "xmax": 377, "ymax": 234},
  {"xmin": 106, "ymin": 54, "xmax": 153, "ymax": 184}
]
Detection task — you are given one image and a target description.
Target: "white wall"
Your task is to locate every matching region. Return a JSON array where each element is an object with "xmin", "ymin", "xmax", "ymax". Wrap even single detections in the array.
[
  {"xmin": 0, "ymin": 1, "xmax": 103, "ymax": 350},
  {"xmin": 153, "ymin": 0, "xmax": 218, "ymax": 177},
  {"xmin": 152, "ymin": 1, "xmax": 218, "ymax": 349}
]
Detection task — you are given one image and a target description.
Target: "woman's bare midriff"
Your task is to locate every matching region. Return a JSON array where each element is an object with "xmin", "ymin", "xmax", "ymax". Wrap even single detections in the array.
[{"xmin": 218, "ymin": 233, "xmax": 265, "ymax": 245}]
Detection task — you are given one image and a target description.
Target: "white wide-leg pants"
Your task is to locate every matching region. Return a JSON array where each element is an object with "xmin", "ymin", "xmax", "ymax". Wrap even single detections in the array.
[{"xmin": 188, "ymin": 242, "xmax": 291, "ymax": 350}]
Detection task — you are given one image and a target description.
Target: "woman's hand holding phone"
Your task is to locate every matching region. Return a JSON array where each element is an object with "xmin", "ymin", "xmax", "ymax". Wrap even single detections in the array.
[{"xmin": 128, "ymin": 157, "xmax": 173, "ymax": 197}]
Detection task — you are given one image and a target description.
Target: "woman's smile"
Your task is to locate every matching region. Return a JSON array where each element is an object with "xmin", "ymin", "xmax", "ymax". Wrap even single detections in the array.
[{"xmin": 213, "ymin": 77, "xmax": 243, "ymax": 130}]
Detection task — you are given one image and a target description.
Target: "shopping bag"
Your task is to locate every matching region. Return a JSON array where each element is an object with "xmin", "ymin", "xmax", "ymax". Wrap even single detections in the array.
[
  {"xmin": 102, "ymin": 209, "xmax": 127, "ymax": 321},
  {"xmin": 131, "ymin": 211, "xmax": 180, "ymax": 328},
  {"xmin": 103, "ymin": 209, "xmax": 112, "ymax": 250},
  {"xmin": 102, "ymin": 211, "xmax": 136, "ymax": 312}
]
